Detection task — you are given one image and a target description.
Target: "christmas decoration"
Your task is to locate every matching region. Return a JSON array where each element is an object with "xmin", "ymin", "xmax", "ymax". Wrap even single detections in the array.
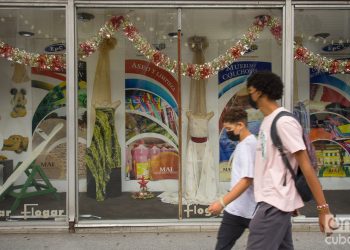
[
  {"xmin": 0, "ymin": 41, "xmax": 66, "ymax": 72},
  {"xmin": 0, "ymin": 15, "xmax": 280, "ymax": 77},
  {"xmin": 125, "ymin": 14, "xmax": 284, "ymax": 80},
  {"xmin": 1, "ymin": 14, "xmax": 349, "ymax": 78},
  {"xmin": 294, "ymin": 44, "xmax": 350, "ymax": 74},
  {"xmin": 132, "ymin": 175, "xmax": 154, "ymax": 199}
]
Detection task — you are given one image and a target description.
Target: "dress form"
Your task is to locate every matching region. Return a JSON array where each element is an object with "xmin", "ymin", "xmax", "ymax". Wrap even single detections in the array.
[{"xmin": 158, "ymin": 111, "xmax": 222, "ymax": 205}]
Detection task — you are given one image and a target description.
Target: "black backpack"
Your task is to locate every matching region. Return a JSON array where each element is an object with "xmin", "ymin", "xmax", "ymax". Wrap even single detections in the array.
[{"xmin": 270, "ymin": 111, "xmax": 315, "ymax": 202}]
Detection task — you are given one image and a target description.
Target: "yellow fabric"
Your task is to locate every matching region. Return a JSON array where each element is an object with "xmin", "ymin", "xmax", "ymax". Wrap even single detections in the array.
[
  {"xmin": 12, "ymin": 63, "xmax": 30, "ymax": 83},
  {"xmin": 188, "ymin": 36, "xmax": 209, "ymax": 115},
  {"xmin": 88, "ymin": 37, "xmax": 117, "ymax": 146},
  {"xmin": 91, "ymin": 37, "xmax": 117, "ymax": 106}
]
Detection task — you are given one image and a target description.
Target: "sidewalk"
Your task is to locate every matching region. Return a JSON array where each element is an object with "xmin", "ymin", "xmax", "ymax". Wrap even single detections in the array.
[{"xmin": 0, "ymin": 231, "xmax": 349, "ymax": 250}]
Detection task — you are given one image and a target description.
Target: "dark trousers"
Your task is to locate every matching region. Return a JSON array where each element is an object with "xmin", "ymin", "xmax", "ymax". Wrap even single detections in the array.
[
  {"xmin": 246, "ymin": 202, "xmax": 294, "ymax": 250},
  {"xmin": 215, "ymin": 211, "xmax": 251, "ymax": 250}
]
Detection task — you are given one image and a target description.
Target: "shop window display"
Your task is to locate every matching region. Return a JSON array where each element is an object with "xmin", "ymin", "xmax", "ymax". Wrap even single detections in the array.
[
  {"xmin": 179, "ymin": 9, "xmax": 283, "ymax": 219},
  {"xmin": 77, "ymin": 9, "xmax": 180, "ymax": 220},
  {"xmin": 74, "ymin": 7, "xmax": 284, "ymax": 221},
  {"xmin": 0, "ymin": 2, "xmax": 347, "ymax": 228},
  {"xmin": 295, "ymin": 9, "xmax": 350, "ymax": 216},
  {"xmin": 0, "ymin": 7, "xmax": 287, "ymax": 221},
  {"xmin": 0, "ymin": 8, "xmax": 67, "ymax": 221}
]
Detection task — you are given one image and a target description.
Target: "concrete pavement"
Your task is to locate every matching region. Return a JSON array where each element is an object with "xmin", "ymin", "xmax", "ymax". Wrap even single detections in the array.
[{"xmin": 0, "ymin": 231, "xmax": 349, "ymax": 250}]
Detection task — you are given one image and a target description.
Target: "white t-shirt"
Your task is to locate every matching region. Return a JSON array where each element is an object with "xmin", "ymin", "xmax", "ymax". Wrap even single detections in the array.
[
  {"xmin": 225, "ymin": 134, "xmax": 257, "ymax": 219},
  {"xmin": 254, "ymin": 107, "xmax": 305, "ymax": 212}
]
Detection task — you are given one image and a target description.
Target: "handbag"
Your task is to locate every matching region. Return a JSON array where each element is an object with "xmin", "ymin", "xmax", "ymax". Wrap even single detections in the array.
[{"xmin": 270, "ymin": 111, "xmax": 313, "ymax": 202}]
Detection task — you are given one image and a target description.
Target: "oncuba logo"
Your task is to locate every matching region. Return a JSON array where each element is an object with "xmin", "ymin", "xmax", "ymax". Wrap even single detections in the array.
[
  {"xmin": 322, "ymin": 43, "xmax": 350, "ymax": 52},
  {"xmin": 45, "ymin": 43, "xmax": 66, "ymax": 53}
]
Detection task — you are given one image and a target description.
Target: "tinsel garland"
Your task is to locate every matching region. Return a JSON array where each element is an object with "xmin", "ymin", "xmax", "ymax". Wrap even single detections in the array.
[
  {"xmin": 118, "ymin": 14, "xmax": 282, "ymax": 79},
  {"xmin": 1, "ymin": 15, "xmax": 348, "ymax": 79},
  {"xmin": 294, "ymin": 45, "xmax": 350, "ymax": 74},
  {"xmin": 0, "ymin": 41, "xmax": 66, "ymax": 72}
]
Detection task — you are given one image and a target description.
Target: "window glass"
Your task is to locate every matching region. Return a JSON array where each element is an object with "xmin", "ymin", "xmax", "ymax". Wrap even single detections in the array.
[
  {"xmin": 0, "ymin": 8, "xmax": 67, "ymax": 221},
  {"xmin": 294, "ymin": 9, "xmax": 350, "ymax": 217},
  {"xmin": 77, "ymin": 8, "xmax": 179, "ymax": 220},
  {"xmin": 75, "ymin": 7, "xmax": 284, "ymax": 221},
  {"xmin": 180, "ymin": 8, "xmax": 283, "ymax": 219}
]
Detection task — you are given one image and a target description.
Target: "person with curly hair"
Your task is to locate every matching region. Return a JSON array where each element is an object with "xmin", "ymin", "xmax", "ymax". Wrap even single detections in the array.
[{"xmin": 245, "ymin": 71, "xmax": 333, "ymax": 250}]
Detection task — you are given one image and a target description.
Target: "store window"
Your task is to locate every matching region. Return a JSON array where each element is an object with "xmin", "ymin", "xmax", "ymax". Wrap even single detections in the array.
[
  {"xmin": 0, "ymin": 8, "xmax": 67, "ymax": 221},
  {"xmin": 76, "ymin": 7, "xmax": 283, "ymax": 221},
  {"xmin": 294, "ymin": 9, "xmax": 350, "ymax": 217},
  {"xmin": 77, "ymin": 8, "xmax": 180, "ymax": 220},
  {"xmin": 179, "ymin": 8, "xmax": 283, "ymax": 219}
]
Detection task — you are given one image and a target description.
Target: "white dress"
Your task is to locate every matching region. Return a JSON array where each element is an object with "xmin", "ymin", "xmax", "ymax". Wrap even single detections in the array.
[{"xmin": 159, "ymin": 113, "xmax": 222, "ymax": 205}]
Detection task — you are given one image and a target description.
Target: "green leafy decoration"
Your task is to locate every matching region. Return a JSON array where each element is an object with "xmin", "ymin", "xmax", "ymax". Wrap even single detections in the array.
[{"xmin": 85, "ymin": 107, "xmax": 121, "ymax": 201}]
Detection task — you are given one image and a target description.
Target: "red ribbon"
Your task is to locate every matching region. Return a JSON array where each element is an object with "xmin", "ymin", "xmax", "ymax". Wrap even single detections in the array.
[{"xmin": 191, "ymin": 137, "xmax": 208, "ymax": 143}]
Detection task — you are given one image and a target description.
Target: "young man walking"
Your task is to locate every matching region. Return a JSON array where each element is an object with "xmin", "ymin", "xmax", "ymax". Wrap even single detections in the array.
[
  {"xmin": 208, "ymin": 107, "xmax": 257, "ymax": 250},
  {"xmin": 245, "ymin": 71, "xmax": 333, "ymax": 250}
]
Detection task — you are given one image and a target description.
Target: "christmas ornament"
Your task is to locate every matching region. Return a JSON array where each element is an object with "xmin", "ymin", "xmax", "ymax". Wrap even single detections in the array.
[
  {"xmin": 1, "ymin": 14, "xmax": 349, "ymax": 78},
  {"xmin": 132, "ymin": 175, "xmax": 154, "ymax": 199},
  {"xmin": 293, "ymin": 44, "xmax": 350, "ymax": 74}
]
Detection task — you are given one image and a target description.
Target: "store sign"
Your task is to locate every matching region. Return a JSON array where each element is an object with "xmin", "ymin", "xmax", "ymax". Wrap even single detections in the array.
[
  {"xmin": 218, "ymin": 61, "xmax": 271, "ymax": 84},
  {"xmin": 125, "ymin": 59, "xmax": 178, "ymax": 102},
  {"xmin": 183, "ymin": 204, "xmax": 221, "ymax": 218},
  {"xmin": 45, "ymin": 43, "xmax": 66, "ymax": 53},
  {"xmin": 322, "ymin": 43, "xmax": 350, "ymax": 52},
  {"xmin": 21, "ymin": 204, "xmax": 65, "ymax": 219},
  {"xmin": 0, "ymin": 203, "xmax": 65, "ymax": 219}
]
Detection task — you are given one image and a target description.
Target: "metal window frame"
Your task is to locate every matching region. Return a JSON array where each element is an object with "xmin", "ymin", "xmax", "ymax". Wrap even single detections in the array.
[
  {"xmin": 75, "ymin": 0, "xmax": 286, "ymax": 7},
  {"xmin": 66, "ymin": 0, "xmax": 78, "ymax": 229},
  {"xmin": 0, "ymin": 2, "xmax": 69, "ymax": 230},
  {"xmin": 283, "ymin": 0, "xmax": 293, "ymax": 110},
  {"xmin": 291, "ymin": 2, "xmax": 350, "ymax": 225},
  {"xmin": 0, "ymin": 0, "xmax": 288, "ymax": 229},
  {"xmin": 295, "ymin": 4, "xmax": 350, "ymax": 8},
  {"xmin": 72, "ymin": 1, "xmax": 287, "ymax": 227},
  {"xmin": 2, "ymin": 0, "xmax": 349, "ymax": 229},
  {"xmin": 0, "ymin": 0, "xmax": 67, "ymax": 5}
]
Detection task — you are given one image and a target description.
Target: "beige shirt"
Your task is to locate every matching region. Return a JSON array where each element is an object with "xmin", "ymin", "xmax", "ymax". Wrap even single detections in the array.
[{"xmin": 254, "ymin": 107, "xmax": 305, "ymax": 212}]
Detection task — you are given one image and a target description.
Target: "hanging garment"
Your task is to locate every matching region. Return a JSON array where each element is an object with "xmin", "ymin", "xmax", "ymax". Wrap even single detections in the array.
[
  {"xmin": 184, "ymin": 138, "xmax": 219, "ymax": 204},
  {"xmin": 85, "ymin": 107, "xmax": 121, "ymax": 201},
  {"xmin": 88, "ymin": 38, "xmax": 117, "ymax": 147},
  {"xmin": 159, "ymin": 112, "xmax": 223, "ymax": 205}
]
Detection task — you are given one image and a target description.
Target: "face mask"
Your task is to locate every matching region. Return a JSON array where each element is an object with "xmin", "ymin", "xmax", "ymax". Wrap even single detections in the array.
[
  {"xmin": 248, "ymin": 94, "xmax": 258, "ymax": 109},
  {"xmin": 226, "ymin": 130, "xmax": 240, "ymax": 141}
]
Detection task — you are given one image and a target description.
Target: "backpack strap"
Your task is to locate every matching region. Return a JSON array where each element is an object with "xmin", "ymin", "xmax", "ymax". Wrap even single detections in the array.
[{"xmin": 270, "ymin": 111, "xmax": 297, "ymax": 186}]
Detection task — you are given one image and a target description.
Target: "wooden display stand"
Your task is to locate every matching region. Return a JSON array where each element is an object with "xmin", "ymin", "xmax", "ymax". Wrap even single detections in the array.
[
  {"xmin": 0, "ymin": 123, "xmax": 63, "ymax": 214},
  {"xmin": 0, "ymin": 162, "xmax": 58, "ymax": 213}
]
